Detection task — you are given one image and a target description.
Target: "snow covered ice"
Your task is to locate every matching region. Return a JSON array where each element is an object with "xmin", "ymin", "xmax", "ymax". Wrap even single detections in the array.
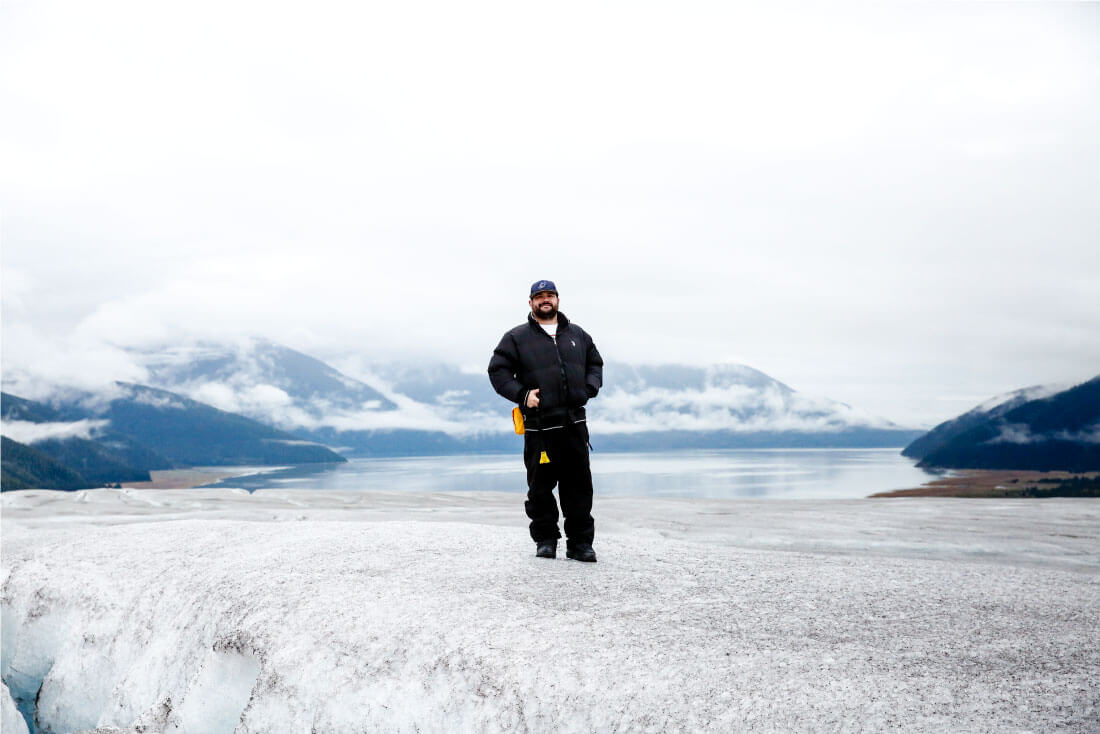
[{"xmin": 2, "ymin": 488, "xmax": 1098, "ymax": 732}]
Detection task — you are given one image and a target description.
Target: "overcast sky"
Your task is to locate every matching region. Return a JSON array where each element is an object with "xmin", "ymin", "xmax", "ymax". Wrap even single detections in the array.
[{"xmin": 2, "ymin": 0, "xmax": 1098, "ymax": 428}]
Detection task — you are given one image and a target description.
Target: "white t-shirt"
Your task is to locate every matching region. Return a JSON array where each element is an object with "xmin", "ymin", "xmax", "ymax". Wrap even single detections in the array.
[{"xmin": 539, "ymin": 322, "xmax": 558, "ymax": 339}]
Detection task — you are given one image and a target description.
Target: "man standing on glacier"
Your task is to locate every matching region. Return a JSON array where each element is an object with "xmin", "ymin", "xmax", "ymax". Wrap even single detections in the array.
[{"xmin": 488, "ymin": 280, "xmax": 604, "ymax": 562}]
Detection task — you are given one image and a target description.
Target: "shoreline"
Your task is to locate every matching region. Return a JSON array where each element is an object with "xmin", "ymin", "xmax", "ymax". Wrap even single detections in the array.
[
  {"xmin": 29, "ymin": 462, "xmax": 1100, "ymax": 497},
  {"xmin": 121, "ymin": 466, "xmax": 276, "ymax": 490},
  {"xmin": 871, "ymin": 469, "xmax": 1100, "ymax": 498}
]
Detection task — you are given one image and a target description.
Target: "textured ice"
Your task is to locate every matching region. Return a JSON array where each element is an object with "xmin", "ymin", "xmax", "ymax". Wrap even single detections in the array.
[
  {"xmin": 3, "ymin": 680, "xmax": 30, "ymax": 734},
  {"xmin": 2, "ymin": 489, "xmax": 1098, "ymax": 732}
]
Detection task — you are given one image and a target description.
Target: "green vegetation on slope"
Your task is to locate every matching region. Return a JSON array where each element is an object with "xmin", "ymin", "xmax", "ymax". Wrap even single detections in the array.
[{"xmin": 1, "ymin": 436, "xmax": 91, "ymax": 491}]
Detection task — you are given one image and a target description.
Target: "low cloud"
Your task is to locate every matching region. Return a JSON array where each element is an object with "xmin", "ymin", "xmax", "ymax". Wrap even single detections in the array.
[
  {"xmin": 987, "ymin": 422, "xmax": 1100, "ymax": 445},
  {"xmin": 161, "ymin": 369, "xmax": 485, "ymax": 436},
  {"xmin": 1, "ymin": 326, "xmax": 148, "ymax": 402},
  {"xmin": 130, "ymin": 391, "xmax": 190, "ymax": 411},
  {"xmin": 261, "ymin": 438, "xmax": 331, "ymax": 448},
  {"xmin": 3, "ymin": 331, "xmax": 909, "ymax": 439},
  {"xmin": 1056, "ymin": 424, "xmax": 1100, "ymax": 444},
  {"xmin": 591, "ymin": 384, "xmax": 896, "ymax": 435},
  {"xmin": 970, "ymin": 384, "xmax": 1066, "ymax": 416},
  {"xmin": 988, "ymin": 423, "xmax": 1036, "ymax": 444},
  {"xmin": 1, "ymin": 419, "xmax": 109, "ymax": 444},
  {"xmin": 190, "ymin": 382, "xmax": 294, "ymax": 416},
  {"xmin": 327, "ymin": 370, "xmax": 491, "ymax": 436}
]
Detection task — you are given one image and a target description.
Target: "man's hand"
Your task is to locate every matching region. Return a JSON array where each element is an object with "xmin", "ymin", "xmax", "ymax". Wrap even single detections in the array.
[{"xmin": 525, "ymin": 389, "xmax": 540, "ymax": 408}]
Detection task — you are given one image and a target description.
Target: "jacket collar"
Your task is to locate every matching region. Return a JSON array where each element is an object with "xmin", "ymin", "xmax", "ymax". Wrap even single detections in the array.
[{"xmin": 528, "ymin": 311, "xmax": 570, "ymax": 332}]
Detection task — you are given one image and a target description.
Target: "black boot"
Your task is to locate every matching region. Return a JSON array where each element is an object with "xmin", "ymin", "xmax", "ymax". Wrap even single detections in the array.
[
  {"xmin": 536, "ymin": 540, "xmax": 557, "ymax": 559},
  {"xmin": 566, "ymin": 543, "xmax": 596, "ymax": 563}
]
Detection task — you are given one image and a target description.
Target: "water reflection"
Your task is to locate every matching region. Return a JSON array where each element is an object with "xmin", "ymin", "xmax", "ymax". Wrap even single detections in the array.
[{"xmin": 199, "ymin": 449, "xmax": 940, "ymax": 499}]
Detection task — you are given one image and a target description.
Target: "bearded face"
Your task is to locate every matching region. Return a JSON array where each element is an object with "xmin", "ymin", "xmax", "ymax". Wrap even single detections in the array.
[{"xmin": 529, "ymin": 291, "xmax": 559, "ymax": 320}]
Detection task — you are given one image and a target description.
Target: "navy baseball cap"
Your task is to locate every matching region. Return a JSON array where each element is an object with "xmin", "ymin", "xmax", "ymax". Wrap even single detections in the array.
[{"xmin": 530, "ymin": 280, "xmax": 558, "ymax": 297}]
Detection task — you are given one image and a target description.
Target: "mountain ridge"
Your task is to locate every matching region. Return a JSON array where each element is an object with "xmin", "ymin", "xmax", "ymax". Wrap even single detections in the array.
[
  {"xmin": 1, "ymin": 385, "xmax": 346, "ymax": 490},
  {"xmin": 124, "ymin": 340, "xmax": 919, "ymax": 452},
  {"xmin": 3, "ymin": 340, "xmax": 926, "ymax": 476},
  {"xmin": 903, "ymin": 377, "xmax": 1100, "ymax": 471}
]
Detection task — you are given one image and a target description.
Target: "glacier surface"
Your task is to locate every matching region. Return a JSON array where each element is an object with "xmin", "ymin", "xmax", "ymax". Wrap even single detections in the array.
[{"xmin": 2, "ymin": 488, "xmax": 1098, "ymax": 732}]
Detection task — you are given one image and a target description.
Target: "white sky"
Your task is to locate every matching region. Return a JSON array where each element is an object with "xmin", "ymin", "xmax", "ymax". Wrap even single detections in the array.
[{"xmin": 2, "ymin": 0, "xmax": 1098, "ymax": 428}]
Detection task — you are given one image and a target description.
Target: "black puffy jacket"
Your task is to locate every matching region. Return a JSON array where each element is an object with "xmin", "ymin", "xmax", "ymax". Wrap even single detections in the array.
[{"xmin": 488, "ymin": 312, "xmax": 604, "ymax": 426}]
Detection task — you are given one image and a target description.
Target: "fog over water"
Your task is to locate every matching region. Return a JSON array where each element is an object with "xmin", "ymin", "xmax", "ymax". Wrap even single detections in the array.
[{"xmin": 199, "ymin": 449, "xmax": 940, "ymax": 499}]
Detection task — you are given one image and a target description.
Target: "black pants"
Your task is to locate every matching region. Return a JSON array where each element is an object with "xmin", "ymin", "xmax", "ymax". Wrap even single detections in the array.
[{"xmin": 523, "ymin": 422, "xmax": 594, "ymax": 547}]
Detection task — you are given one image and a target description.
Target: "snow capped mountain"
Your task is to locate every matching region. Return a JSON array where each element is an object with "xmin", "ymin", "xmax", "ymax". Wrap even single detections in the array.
[
  {"xmin": 901, "ymin": 382, "xmax": 1067, "ymax": 461},
  {"xmin": 595, "ymin": 363, "xmax": 897, "ymax": 434},
  {"xmin": 903, "ymin": 376, "xmax": 1100, "ymax": 471},
  {"xmin": 968, "ymin": 383, "xmax": 1066, "ymax": 418},
  {"xmin": 124, "ymin": 340, "xmax": 917, "ymax": 452},
  {"xmin": 139, "ymin": 339, "xmax": 399, "ymax": 429}
]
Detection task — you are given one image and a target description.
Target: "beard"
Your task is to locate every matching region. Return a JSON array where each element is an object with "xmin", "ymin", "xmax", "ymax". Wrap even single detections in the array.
[{"xmin": 532, "ymin": 302, "xmax": 558, "ymax": 320}]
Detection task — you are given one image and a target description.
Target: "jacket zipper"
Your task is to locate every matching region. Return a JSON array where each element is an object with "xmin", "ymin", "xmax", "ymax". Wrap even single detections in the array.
[
  {"xmin": 531, "ymin": 319, "xmax": 577, "ymax": 422},
  {"xmin": 549, "ymin": 326, "xmax": 569, "ymax": 404}
]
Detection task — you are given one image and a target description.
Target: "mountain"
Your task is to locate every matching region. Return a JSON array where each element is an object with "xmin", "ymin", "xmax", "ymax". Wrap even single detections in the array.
[
  {"xmin": 596, "ymin": 363, "xmax": 903, "ymax": 433},
  {"xmin": 1, "ymin": 392, "xmax": 65, "ymax": 422},
  {"xmin": 64, "ymin": 383, "xmax": 348, "ymax": 467},
  {"xmin": 1, "ymin": 436, "xmax": 90, "ymax": 491},
  {"xmin": 126, "ymin": 340, "xmax": 922, "ymax": 455},
  {"xmin": 901, "ymin": 383, "xmax": 1063, "ymax": 461},
  {"xmin": 140, "ymin": 339, "xmax": 397, "ymax": 423},
  {"xmin": 1, "ymin": 386, "xmax": 346, "ymax": 490},
  {"xmin": 903, "ymin": 377, "xmax": 1100, "ymax": 471},
  {"xmin": 23, "ymin": 437, "xmax": 155, "ymax": 485},
  {"xmin": 2, "ymin": 392, "xmax": 158, "ymax": 489}
]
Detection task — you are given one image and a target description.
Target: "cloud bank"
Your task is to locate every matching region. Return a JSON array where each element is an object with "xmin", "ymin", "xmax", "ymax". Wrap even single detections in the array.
[
  {"xmin": 1, "ymin": 419, "xmax": 109, "ymax": 445},
  {"xmin": 2, "ymin": 2, "xmax": 1098, "ymax": 427},
  {"xmin": 989, "ymin": 423, "xmax": 1100, "ymax": 445}
]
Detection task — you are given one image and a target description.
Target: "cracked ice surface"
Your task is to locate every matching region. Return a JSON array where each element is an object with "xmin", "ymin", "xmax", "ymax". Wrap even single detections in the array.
[{"xmin": 2, "ymin": 489, "xmax": 1099, "ymax": 732}]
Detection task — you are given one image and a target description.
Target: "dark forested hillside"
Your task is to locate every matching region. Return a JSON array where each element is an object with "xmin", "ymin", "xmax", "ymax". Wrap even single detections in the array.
[
  {"xmin": 901, "ymin": 384, "xmax": 1056, "ymax": 461},
  {"xmin": 1, "ymin": 386, "xmax": 346, "ymax": 490},
  {"xmin": 1, "ymin": 392, "xmax": 64, "ymax": 422},
  {"xmin": 1, "ymin": 436, "xmax": 91, "ymax": 491},
  {"xmin": 90, "ymin": 383, "xmax": 347, "ymax": 466},
  {"xmin": 28, "ymin": 436, "xmax": 154, "ymax": 484},
  {"xmin": 906, "ymin": 377, "xmax": 1100, "ymax": 471}
]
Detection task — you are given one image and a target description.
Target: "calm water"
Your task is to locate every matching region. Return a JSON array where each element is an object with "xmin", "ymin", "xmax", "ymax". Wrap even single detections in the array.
[{"xmin": 200, "ymin": 449, "xmax": 942, "ymax": 499}]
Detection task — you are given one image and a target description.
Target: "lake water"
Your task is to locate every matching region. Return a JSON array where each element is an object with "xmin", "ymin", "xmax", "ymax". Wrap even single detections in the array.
[{"xmin": 201, "ymin": 448, "xmax": 942, "ymax": 499}]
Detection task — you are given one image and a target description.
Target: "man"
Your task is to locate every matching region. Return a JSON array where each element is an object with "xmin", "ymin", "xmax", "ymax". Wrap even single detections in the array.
[{"xmin": 488, "ymin": 280, "xmax": 604, "ymax": 562}]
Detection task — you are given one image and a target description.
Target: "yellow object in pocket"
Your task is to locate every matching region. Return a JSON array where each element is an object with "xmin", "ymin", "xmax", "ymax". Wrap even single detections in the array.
[
  {"xmin": 512, "ymin": 407, "xmax": 525, "ymax": 435},
  {"xmin": 539, "ymin": 451, "xmax": 550, "ymax": 464}
]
